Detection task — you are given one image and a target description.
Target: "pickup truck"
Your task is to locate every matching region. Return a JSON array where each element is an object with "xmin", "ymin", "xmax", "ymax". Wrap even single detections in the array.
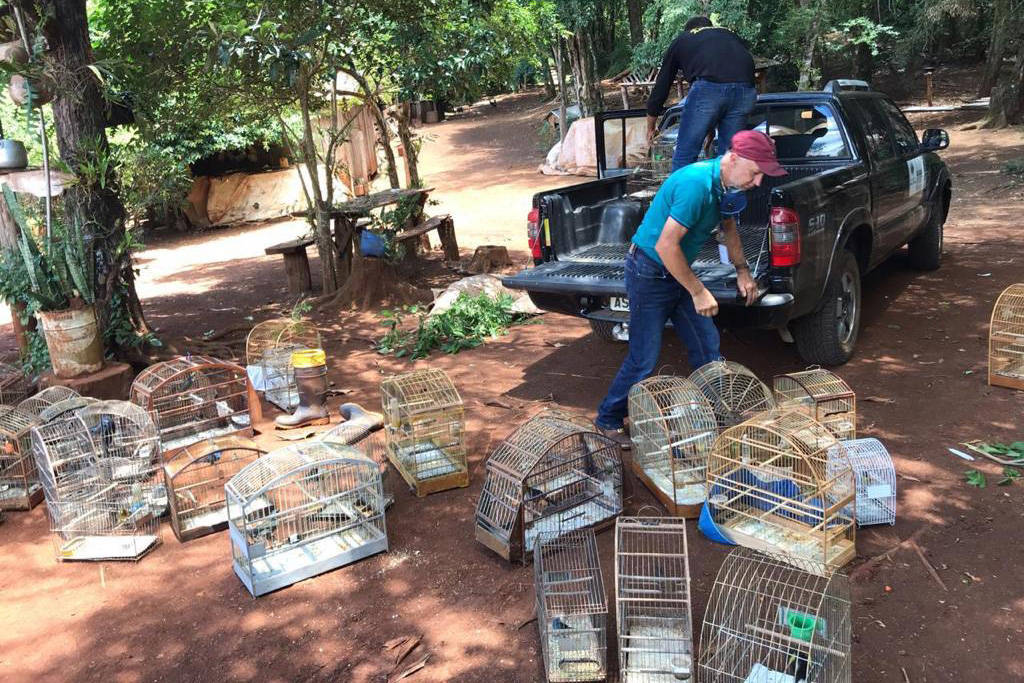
[{"xmin": 503, "ymin": 82, "xmax": 952, "ymax": 365}]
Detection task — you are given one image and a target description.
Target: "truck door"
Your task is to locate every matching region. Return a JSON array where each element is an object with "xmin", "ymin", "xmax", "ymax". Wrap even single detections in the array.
[
  {"xmin": 875, "ymin": 98, "xmax": 929, "ymax": 238},
  {"xmin": 846, "ymin": 98, "xmax": 906, "ymax": 255}
]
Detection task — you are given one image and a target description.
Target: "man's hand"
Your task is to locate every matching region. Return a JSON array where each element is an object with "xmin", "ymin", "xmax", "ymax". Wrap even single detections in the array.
[
  {"xmin": 646, "ymin": 114, "xmax": 658, "ymax": 144},
  {"xmin": 693, "ymin": 287, "xmax": 719, "ymax": 317},
  {"xmin": 736, "ymin": 269, "xmax": 758, "ymax": 306}
]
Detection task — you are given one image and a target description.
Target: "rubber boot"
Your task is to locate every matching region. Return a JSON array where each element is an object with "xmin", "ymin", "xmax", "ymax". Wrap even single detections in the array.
[{"xmin": 275, "ymin": 351, "xmax": 329, "ymax": 429}]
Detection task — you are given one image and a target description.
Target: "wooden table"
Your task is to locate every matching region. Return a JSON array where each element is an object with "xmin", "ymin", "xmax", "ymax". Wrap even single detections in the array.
[{"xmin": 327, "ymin": 187, "xmax": 433, "ymax": 274}]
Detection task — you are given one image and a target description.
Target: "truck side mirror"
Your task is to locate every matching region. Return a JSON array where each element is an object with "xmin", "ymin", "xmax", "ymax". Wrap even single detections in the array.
[{"xmin": 922, "ymin": 128, "xmax": 949, "ymax": 151}]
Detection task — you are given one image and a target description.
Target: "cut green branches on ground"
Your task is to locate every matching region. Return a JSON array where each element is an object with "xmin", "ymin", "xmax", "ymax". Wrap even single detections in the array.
[
  {"xmin": 376, "ymin": 293, "xmax": 532, "ymax": 360},
  {"xmin": 998, "ymin": 468, "xmax": 1021, "ymax": 486},
  {"xmin": 963, "ymin": 441, "xmax": 1024, "ymax": 464},
  {"xmin": 964, "ymin": 469, "xmax": 987, "ymax": 488}
]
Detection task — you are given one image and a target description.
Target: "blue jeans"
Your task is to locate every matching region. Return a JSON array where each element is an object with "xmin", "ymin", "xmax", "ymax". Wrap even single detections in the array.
[
  {"xmin": 672, "ymin": 80, "xmax": 757, "ymax": 171},
  {"xmin": 595, "ymin": 248, "xmax": 721, "ymax": 429}
]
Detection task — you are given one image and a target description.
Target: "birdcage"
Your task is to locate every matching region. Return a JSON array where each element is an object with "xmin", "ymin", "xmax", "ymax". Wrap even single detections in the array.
[
  {"xmin": 18, "ymin": 385, "xmax": 80, "ymax": 418},
  {"xmin": 628, "ymin": 376, "xmax": 718, "ymax": 518},
  {"xmin": 989, "ymin": 283, "xmax": 1024, "ymax": 390},
  {"xmin": 0, "ymin": 362, "xmax": 30, "ymax": 405},
  {"xmin": 380, "ymin": 368, "xmax": 468, "ymax": 496},
  {"xmin": 689, "ymin": 361, "xmax": 776, "ymax": 431},
  {"xmin": 37, "ymin": 396, "xmax": 100, "ymax": 424},
  {"xmin": 0, "ymin": 405, "xmax": 42, "ymax": 509},
  {"xmin": 164, "ymin": 436, "xmax": 267, "ymax": 542},
  {"xmin": 614, "ymin": 517, "xmax": 694, "ymax": 683},
  {"xmin": 475, "ymin": 411, "xmax": 623, "ymax": 561},
  {"xmin": 130, "ymin": 356, "xmax": 260, "ymax": 458},
  {"xmin": 773, "ymin": 369, "xmax": 856, "ymax": 440},
  {"xmin": 534, "ymin": 529, "xmax": 608, "ymax": 682},
  {"xmin": 246, "ymin": 318, "xmax": 322, "ymax": 410},
  {"xmin": 226, "ymin": 441, "xmax": 388, "ymax": 597},
  {"xmin": 698, "ymin": 547, "xmax": 851, "ymax": 683},
  {"xmin": 828, "ymin": 438, "xmax": 895, "ymax": 527},
  {"xmin": 31, "ymin": 417, "xmax": 161, "ymax": 561},
  {"xmin": 704, "ymin": 410, "xmax": 856, "ymax": 574}
]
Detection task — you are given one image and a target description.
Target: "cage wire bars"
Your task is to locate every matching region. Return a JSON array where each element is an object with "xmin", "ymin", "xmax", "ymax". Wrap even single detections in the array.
[
  {"xmin": 18, "ymin": 385, "xmax": 80, "ymax": 418},
  {"xmin": 689, "ymin": 361, "xmax": 776, "ymax": 431},
  {"xmin": 773, "ymin": 369, "xmax": 856, "ymax": 440},
  {"xmin": 246, "ymin": 318, "xmax": 323, "ymax": 410},
  {"xmin": 0, "ymin": 362, "xmax": 30, "ymax": 405},
  {"xmin": 989, "ymin": 283, "xmax": 1024, "ymax": 390},
  {"xmin": 0, "ymin": 405, "xmax": 42, "ymax": 509},
  {"xmin": 828, "ymin": 437, "xmax": 896, "ymax": 527}
]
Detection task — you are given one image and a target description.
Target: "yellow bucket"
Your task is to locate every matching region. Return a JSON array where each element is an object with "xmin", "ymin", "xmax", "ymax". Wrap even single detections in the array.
[{"xmin": 291, "ymin": 348, "xmax": 326, "ymax": 368}]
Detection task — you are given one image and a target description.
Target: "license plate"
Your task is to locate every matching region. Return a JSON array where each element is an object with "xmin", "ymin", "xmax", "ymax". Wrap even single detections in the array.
[{"xmin": 609, "ymin": 297, "xmax": 629, "ymax": 311}]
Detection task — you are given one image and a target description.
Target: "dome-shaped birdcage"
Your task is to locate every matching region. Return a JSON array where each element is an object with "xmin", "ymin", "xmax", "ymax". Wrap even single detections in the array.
[
  {"xmin": 18, "ymin": 386, "xmax": 80, "ymax": 418},
  {"xmin": 246, "ymin": 318, "xmax": 322, "ymax": 411},
  {"xmin": 704, "ymin": 409, "xmax": 856, "ymax": 574},
  {"xmin": 0, "ymin": 404, "xmax": 41, "ymax": 510},
  {"xmin": 628, "ymin": 376, "xmax": 717, "ymax": 517},
  {"xmin": 774, "ymin": 368, "xmax": 856, "ymax": 440},
  {"xmin": 698, "ymin": 547, "xmax": 851, "ymax": 683},
  {"xmin": 989, "ymin": 282, "xmax": 1024, "ymax": 390},
  {"xmin": 689, "ymin": 360, "xmax": 776, "ymax": 430},
  {"xmin": 827, "ymin": 437, "xmax": 896, "ymax": 527},
  {"xmin": 0, "ymin": 362, "xmax": 30, "ymax": 405},
  {"xmin": 37, "ymin": 396, "xmax": 100, "ymax": 424}
]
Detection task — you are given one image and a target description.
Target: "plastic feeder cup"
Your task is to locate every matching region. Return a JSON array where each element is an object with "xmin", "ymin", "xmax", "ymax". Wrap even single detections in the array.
[{"xmin": 787, "ymin": 611, "xmax": 817, "ymax": 642}]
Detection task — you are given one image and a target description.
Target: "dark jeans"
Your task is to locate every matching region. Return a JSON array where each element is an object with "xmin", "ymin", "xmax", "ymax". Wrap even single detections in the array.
[
  {"xmin": 595, "ymin": 248, "xmax": 721, "ymax": 429},
  {"xmin": 672, "ymin": 80, "xmax": 757, "ymax": 171}
]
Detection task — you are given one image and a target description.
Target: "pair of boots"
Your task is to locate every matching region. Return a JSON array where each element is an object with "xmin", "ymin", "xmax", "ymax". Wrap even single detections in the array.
[{"xmin": 274, "ymin": 350, "xmax": 330, "ymax": 429}]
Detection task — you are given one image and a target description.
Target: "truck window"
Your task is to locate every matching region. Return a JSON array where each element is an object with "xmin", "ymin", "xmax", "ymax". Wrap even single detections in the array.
[
  {"xmin": 875, "ymin": 98, "xmax": 920, "ymax": 156},
  {"xmin": 746, "ymin": 104, "xmax": 850, "ymax": 160},
  {"xmin": 850, "ymin": 99, "xmax": 897, "ymax": 163}
]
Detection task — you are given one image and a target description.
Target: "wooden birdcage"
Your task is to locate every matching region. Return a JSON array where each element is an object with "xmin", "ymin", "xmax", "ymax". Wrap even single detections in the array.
[
  {"xmin": 475, "ymin": 410, "xmax": 623, "ymax": 562},
  {"xmin": 18, "ymin": 386, "xmax": 80, "ymax": 418},
  {"xmin": 31, "ymin": 417, "xmax": 161, "ymax": 561},
  {"xmin": 828, "ymin": 438, "xmax": 896, "ymax": 527},
  {"xmin": 37, "ymin": 396, "xmax": 100, "ymax": 424},
  {"xmin": 614, "ymin": 517, "xmax": 694, "ymax": 682},
  {"xmin": 0, "ymin": 362, "xmax": 30, "ymax": 405},
  {"xmin": 130, "ymin": 356, "xmax": 260, "ymax": 458},
  {"xmin": 165, "ymin": 436, "xmax": 267, "ymax": 542},
  {"xmin": 705, "ymin": 410, "xmax": 856, "ymax": 574},
  {"xmin": 774, "ymin": 368, "xmax": 856, "ymax": 440},
  {"xmin": 698, "ymin": 547, "xmax": 851, "ymax": 683},
  {"xmin": 0, "ymin": 405, "xmax": 42, "ymax": 509},
  {"xmin": 534, "ymin": 529, "xmax": 608, "ymax": 682},
  {"xmin": 246, "ymin": 318, "xmax": 322, "ymax": 410},
  {"xmin": 989, "ymin": 283, "xmax": 1024, "ymax": 390},
  {"xmin": 628, "ymin": 376, "xmax": 717, "ymax": 518},
  {"xmin": 380, "ymin": 368, "xmax": 468, "ymax": 496},
  {"xmin": 689, "ymin": 361, "xmax": 776, "ymax": 430},
  {"xmin": 226, "ymin": 442, "xmax": 388, "ymax": 597}
]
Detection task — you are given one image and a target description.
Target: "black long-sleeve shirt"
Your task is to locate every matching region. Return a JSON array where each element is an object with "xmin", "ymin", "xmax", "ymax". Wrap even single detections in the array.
[{"xmin": 646, "ymin": 27, "xmax": 755, "ymax": 116}]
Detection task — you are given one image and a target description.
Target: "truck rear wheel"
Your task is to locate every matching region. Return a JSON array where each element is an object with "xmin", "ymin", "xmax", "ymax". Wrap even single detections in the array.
[
  {"xmin": 589, "ymin": 319, "xmax": 626, "ymax": 342},
  {"xmin": 793, "ymin": 250, "xmax": 861, "ymax": 366},
  {"xmin": 907, "ymin": 197, "xmax": 944, "ymax": 270}
]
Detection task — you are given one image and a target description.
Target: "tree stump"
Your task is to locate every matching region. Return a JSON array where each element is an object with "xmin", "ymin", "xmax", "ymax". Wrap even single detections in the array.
[{"xmin": 467, "ymin": 245, "xmax": 512, "ymax": 274}]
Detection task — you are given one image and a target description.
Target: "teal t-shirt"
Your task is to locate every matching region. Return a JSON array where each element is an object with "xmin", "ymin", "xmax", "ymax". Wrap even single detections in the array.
[{"xmin": 631, "ymin": 157, "xmax": 724, "ymax": 266}]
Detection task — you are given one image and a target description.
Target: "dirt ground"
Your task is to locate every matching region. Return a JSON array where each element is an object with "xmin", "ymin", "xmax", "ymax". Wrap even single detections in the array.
[{"xmin": 1, "ymin": 86, "xmax": 1023, "ymax": 683}]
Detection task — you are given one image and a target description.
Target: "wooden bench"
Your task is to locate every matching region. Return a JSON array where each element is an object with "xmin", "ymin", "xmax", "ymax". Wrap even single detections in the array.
[
  {"xmin": 265, "ymin": 236, "xmax": 315, "ymax": 295},
  {"xmin": 393, "ymin": 214, "xmax": 459, "ymax": 261}
]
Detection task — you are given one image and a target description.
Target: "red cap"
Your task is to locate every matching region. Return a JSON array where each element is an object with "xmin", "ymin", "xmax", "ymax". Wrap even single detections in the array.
[{"xmin": 730, "ymin": 130, "xmax": 787, "ymax": 176}]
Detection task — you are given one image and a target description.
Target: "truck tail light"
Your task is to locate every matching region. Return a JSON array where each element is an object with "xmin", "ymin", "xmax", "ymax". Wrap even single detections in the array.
[
  {"xmin": 527, "ymin": 207, "xmax": 542, "ymax": 260},
  {"xmin": 770, "ymin": 206, "xmax": 801, "ymax": 267}
]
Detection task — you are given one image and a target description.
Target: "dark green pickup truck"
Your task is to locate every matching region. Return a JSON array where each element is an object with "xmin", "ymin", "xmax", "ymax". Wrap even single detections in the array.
[{"xmin": 503, "ymin": 83, "xmax": 952, "ymax": 365}]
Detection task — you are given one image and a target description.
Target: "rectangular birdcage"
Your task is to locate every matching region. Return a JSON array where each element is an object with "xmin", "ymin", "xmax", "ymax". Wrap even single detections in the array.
[
  {"xmin": 698, "ymin": 547, "xmax": 852, "ymax": 683},
  {"xmin": 989, "ymin": 283, "xmax": 1024, "ymax": 390},
  {"xmin": 615, "ymin": 517, "xmax": 694, "ymax": 683},
  {"xmin": 226, "ymin": 442, "xmax": 388, "ymax": 597},
  {"xmin": 31, "ymin": 417, "xmax": 161, "ymax": 562},
  {"xmin": 0, "ymin": 405, "xmax": 43, "ymax": 509},
  {"xmin": 165, "ymin": 436, "xmax": 266, "ymax": 542},
  {"xmin": 246, "ymin": 318, "xmax": 322, "ymax": 411},
  {"xmin": 130, "ymin": 356, "xmax": 261, "ymax": 458},
  {"xmin": 773, "ymin": 369, "xmax": 856, "ymax": 440},
  {"xmin": 0, "ymin": 362, "xmax": 30, "ymax": 405},
  {"xmin": 534, "ymin": 529, "xmax": 608, "ymax": 682},
  {"xmin": 17, "ymin": 385, "xmax": 80, "ymax": 419},
  {"xmin": 829, "ymin": 438, "xmax": 896, "ymax": 527},
  {"xmin": 381, "ymin": 368, "xmax": 468, "ymax": 496}
]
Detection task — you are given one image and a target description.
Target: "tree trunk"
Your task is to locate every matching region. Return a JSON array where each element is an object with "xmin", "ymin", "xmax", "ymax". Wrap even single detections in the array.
[
  {"xmin": 982, "ymin": 24, "xmax": 1024, "ymax": 128},
  {"xmin": 567, "ymin": 30, "xmax": 603, "ymax": 117},
  {"xmin": 854, "ymin": 43, "xmax": 873, "ymax": 82},
  {"xmin": 797, "ymin": 1, "xmax": 821, "ymax": 91},
  {"xmin": 627, "ymin": 0, "xmax": 644, "ymax": 47},
  {"xmin": 297, "ymin": 81, "xmax": 337, "ymax": 294},
  {"xmin": 977, "ymin": 0, "xmax": 1009, "ymax": 99},
  {"xmin": 394, "ymin": 107, "xmax": 421, "ymax": 188},
  {"xmin": 540, "ymin": 47, "xmax": 556, "ymax": 100}
]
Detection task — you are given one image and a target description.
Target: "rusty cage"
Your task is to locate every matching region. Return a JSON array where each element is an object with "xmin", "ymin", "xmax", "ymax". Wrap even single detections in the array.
[
  {"xmin": 0, "ymin": 405, "xmax": 42, "ymax": 509},
  {"xmin": 0, "ymin": 362, "xmax": 30, "ymax": 405}
]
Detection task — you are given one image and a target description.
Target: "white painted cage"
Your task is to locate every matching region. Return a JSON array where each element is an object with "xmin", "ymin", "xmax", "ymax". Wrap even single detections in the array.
[
  {"xmin": 246, "ymin": 318, "xmax": 322, "ymax": 411},
  {"xmin": 828, "ymin": 438, "xmax": 896, "ymax": 526},
  {"xmin": 17, "ymin": 385, "xmax": 80, "ymax": 418}
]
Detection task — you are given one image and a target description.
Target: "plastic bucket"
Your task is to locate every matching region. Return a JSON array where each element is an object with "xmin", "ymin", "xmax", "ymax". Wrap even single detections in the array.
[
  {"xmin": 786, "ymin": 611, "xmax": 817, "ymax": 642},
  {"xmin": 360, "ymin": 231, "xmax": 386, "ymax": 258},
  {"xmin": 36, "ymin": 307, "xmax": 104, "ymax": 378}
]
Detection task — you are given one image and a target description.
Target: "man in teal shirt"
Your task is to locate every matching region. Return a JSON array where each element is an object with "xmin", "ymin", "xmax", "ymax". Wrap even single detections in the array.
[{"xmin": 594, "ymin": 130, "xmax": 786, "ymax": 444}]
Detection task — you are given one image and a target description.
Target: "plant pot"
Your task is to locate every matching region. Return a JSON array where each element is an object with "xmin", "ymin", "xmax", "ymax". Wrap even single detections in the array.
[
  {"xmin": 0, "ymin": 41, "xmax": 28, "ymax": 66},
  {"xmin": 36, "ymin": 307, "xmax": 103, "ymax": 378},
  {"xmin": 9, "ymin": 73, "xmax": 55, "ymax": 108}
]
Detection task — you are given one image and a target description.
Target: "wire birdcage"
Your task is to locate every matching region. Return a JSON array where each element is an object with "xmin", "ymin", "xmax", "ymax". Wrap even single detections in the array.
[
  {"xmin": 705, "ymin": 410, "xmax": 856, "ymax": 574},
  {"xmin": 38, "ymin": 396, "xmax": 100, "ymax": 424},
  {"xmin": 828, "ymin": 438, "xmax": 895, "ymax": 527},
  {"xmin": 246, "ymin": 318, "xmax": 322, "ymax": 411},
  {"xmin": 0, "ymin": 362, "xmax": 30, "ymax": 405},
  {"xmin": 130, "ymin": 355, "xmax": 260, "ymax": 457},
  {"xmin": 989, "ymin": 283, "xmax": 1024, "ymax": 390},
  {"xmin": 226, "ymin": 441, "xmax": 388, "ymax": 597},
  {"xmin": 534, "ymin": 529, "xmax": 608, "ymax": 682},
  {"xmin": 31, "ymin": 417, "xmax": 161, "ymax": 561},
  {"xmin": 475, "ymin": 410, "xmax": 623, "ymax": 562},
  {"xmin": 774, "ymin": 369, "xmax": 856, "ymax": 440},
  {"xmin": 628, "ymin": 376, "xmax": 717, "ymax": 517},
  {"xmin": 0, "ymin": 405, "xmax": 42, "ymax": 509},
  {"xmin": 381, "ymin": 368, "xmax": 468, "ymax": 496},
  {"xmin": 614, "ymin": 517, "xmax": 694, "ymax": 683},
  {"xmin": 164, "ymin": 436, "xmax": 267, "ymax": 542},
  {"xmin": 698, "ymin": 547, "xmax": 852, "ymax": 683},
  {"xmin": 18, "ymin": 386, "xmax": 80, "ymax": 418},
  {"xmin": 689, "ymin": 361, "xmax": 776, "ymax": 431}
]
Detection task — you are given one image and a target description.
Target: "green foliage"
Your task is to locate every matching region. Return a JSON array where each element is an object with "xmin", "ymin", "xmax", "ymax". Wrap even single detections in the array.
[
  {"xmin": 964, "ymin": 469, "xmax": 987, "ymax": 488},
  {"xmin": 970, "ymin": 441, "xmax": 1024, "ymax": 461},
  {"xmin": 633, "ymin": 0, "xmax": 762, "ymax": 71},
  {"xmin": 998, "ymin": 467, "xmax": 1021, "ymax": 486},
  {"xmin": 376, "ymin": 293, "xmax": 531, "ymax": 359},
  {"xmin": 824, "ymin": 18, "xmax": 899, "ymax": 57},
  {"xmin": 110, "ymin": 131, "xmax": 192, "ymax": 219},
  {"xmin": 1003, "ymin": 159, "xmax": 1024, "ymax": 179}
]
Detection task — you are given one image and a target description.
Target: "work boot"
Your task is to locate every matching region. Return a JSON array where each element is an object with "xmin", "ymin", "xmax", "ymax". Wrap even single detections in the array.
[
  {"xmin": 275, "ymin": 350, "xmax": 330, "ymax": 429},
  {"xmin": 338, "ymin": 402, "xmax": 384, "ymax": 433},
  {"xmin": 593, "ymin": 420, "xmax": 632, "ymax": 450}
]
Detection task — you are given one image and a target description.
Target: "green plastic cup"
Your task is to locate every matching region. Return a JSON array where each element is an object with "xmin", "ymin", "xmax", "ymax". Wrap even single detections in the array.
[{"xmin": 787, "ymin": 611, "xmax": 817, "ymax": 642}]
